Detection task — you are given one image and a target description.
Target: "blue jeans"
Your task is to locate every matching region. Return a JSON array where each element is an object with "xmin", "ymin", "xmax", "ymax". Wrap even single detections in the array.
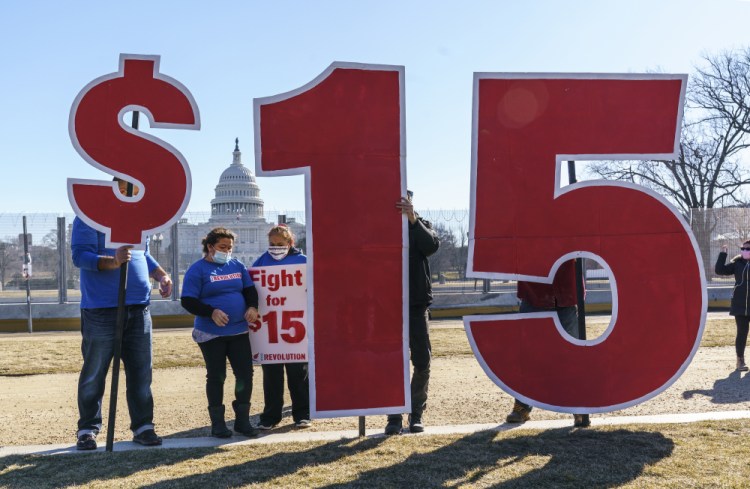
[{"xmin": 77, "ymin": 305, "xmax": 155, "ymax": 436}]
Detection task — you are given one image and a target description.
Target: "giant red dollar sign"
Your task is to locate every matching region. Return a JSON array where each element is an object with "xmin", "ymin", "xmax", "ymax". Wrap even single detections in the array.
[{"xmin": 68, "ymin": 54, "xmax": 200, "ymax": 246}]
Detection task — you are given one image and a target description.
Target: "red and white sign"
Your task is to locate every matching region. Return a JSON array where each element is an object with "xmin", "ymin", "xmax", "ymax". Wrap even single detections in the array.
[
  {"xmin": 68, "ymin": 54, "xmax": 200, "ymax": 247},
  {"xmin": 464, "ymin": 74, "xmax": 706, "ymax": 413},
  {"xmin": 254, "ymin": 63, "xmax": 409, "ymax": 418},
  {"xmin": 249, "ymin": 264, "xmax": 308, "ymax": 364}
]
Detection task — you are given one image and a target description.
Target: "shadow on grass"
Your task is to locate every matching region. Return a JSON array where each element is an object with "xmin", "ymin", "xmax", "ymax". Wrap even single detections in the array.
[
  {"xmin": 0, "ymin": 429, "xmax": 673, "ymax": 488},
  {"xmin": 0, "ymin": 447, "xmax": 216, "ymax": 489},
  {"xmin": 682, "ymin": 369, "xmax": 750, "ymax": 404},
  {"xmin": 325, "ymin": 428, "xmax": 674, "ymax": 488},
  {"xmin": 0, "ymin": 436, "xmax": 386, "ymax": 489}
]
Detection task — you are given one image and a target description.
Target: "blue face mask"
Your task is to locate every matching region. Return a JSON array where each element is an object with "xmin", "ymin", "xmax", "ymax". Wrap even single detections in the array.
[{"xmin": 213, "ymin": 250, "xmax": 230, "ymax": 264}]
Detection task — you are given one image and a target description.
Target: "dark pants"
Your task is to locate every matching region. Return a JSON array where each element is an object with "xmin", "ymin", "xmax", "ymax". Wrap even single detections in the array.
[
  {"xmin": 259, "ymin": 363, "xmax": 309, "ymax": 425},
  {"xmin": 389, "ymin": 306, "xmax": 431, "ymax": 420},
  {"xmin": 77, "ymin": 305, "xmax": 154, "ymax": 436},
  {"xmin": 515, "ymin": 300, "xmax": 579, "ymax": 412},
  {"xmin": 198, "ymin": 333, "xmax": 253, "ymax": 408},
  {"xmin": 735, "ymin": 316, "xmax": 750, "ymax": 358}
]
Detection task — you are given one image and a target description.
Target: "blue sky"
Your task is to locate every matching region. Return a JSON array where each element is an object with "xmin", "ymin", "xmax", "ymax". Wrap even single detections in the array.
[{"xmin": 2, "ymin": 0, "xmax": 750, "ymax": 215}]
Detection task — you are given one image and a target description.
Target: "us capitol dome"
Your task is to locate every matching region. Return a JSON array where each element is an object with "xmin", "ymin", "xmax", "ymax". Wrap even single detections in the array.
[
  {"xmin": 176, "ymin": 139, "xmax": 304, "ymax": 268},
  {"xmin": 209, "ymin": 138, "xmax": 264, "ymax": 221}
]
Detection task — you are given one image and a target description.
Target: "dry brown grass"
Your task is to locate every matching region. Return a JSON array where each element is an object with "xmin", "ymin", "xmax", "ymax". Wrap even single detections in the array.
[
  {"xmin": 0, "ymin": 317, "xmax": 737, "ymax": 376},
  {"xmin": 0, "ymin": 316, "xmax": 746, "ymax": 488},
  {"xmin": 1, "ymin": 421, "xmax": 750, "ymax": 488}
]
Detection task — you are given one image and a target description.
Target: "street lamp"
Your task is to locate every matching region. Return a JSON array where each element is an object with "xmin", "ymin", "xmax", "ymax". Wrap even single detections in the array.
[
  {"xmin": 152, "ymin": 233, "xmax": 163, "ymax": 293},
  {"xmin": 152, "ymin": 233, "xmax": 163, "ymax": 264}
]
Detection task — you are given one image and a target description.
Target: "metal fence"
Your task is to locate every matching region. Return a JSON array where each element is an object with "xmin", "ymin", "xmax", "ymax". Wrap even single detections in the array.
[{"xmin": 0, "ymin": 207, "xmax": 737, "ymax": 304}]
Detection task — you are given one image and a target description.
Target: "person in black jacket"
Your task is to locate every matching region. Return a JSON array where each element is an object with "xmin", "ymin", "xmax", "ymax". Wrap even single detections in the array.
[
  {"xmin": 385, "ymin": 191, "xmax": 440, "ymax": 435},
  {"xmin": 715, "ymin": 241, "xmax": 750, "ymax": 372}
]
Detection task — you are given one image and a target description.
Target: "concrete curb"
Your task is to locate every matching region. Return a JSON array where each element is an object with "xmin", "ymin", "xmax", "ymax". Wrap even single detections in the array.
[{"xmin": 3, "ymin": 409, "xmax": 750, "ymax": 457}]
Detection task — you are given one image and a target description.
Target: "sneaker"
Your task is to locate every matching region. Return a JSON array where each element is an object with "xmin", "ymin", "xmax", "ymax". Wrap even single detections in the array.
[
  {"xmin": 505, "ymin": 401, "xmax": 531, "ymax": 424},
  {"xmin": 573, "ymin": 414, "xmax": 591, "ymax": 428},
  {"xmin": 132, "ymin": 429, "xmax": 162, "ymax": 446},
  {"xmin": 408, "ymin": 413, "xmax": 424, "ymax": 433},
  {"xmin": 384, "ymin": 416, "xmax": 403, "ymax": 436},
  {"xmin": 257, "ymin": 422, "xmax": 277, "ymax": 430},
  {"xmin": 295, "ymin": 419, "xmax": 312, "ymax": 428},
  {"xmin": 76, "ymin": 433, "xmax": 97, "ymax": 451}
]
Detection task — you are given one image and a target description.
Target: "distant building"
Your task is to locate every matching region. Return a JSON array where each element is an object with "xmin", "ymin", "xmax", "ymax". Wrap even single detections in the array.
[{"xmin": 176, "ymin": 139, "xmax": 304, "ymax": 270}]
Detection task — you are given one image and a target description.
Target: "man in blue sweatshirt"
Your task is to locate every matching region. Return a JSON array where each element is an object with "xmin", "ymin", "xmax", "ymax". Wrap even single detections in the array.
[{"xmin": 72, "ymin": 178, "xmax": 173, "ymax": 450}]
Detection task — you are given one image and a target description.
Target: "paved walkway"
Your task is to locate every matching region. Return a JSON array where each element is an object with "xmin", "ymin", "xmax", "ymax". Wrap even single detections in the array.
[{"xmin": 3, "ymin": 409, "xmax": 750, "ymax": 457}]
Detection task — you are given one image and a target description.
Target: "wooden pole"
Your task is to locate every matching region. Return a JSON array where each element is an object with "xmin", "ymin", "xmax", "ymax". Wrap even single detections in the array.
[{"xmin": 105, "ymin": 110, "xmax": 138, "ymax": 452}]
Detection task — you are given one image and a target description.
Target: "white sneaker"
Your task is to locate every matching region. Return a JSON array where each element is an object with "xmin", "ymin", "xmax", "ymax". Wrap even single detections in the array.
[
  {"xmin": 295, "ymin": 419, "xmax": 312, "ymax": 428},
  {"xmin": 257, "ymin": 423, "xmax": 276, "ymax": 430}
]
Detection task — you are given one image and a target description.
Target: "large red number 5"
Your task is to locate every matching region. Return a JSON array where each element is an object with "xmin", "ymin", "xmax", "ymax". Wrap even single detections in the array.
[
  {"xmin": 465, "ymin": 74, "xmax": 706, "ymax": 412},
  {"xmin": 254, "ymin": 63, "xmax": 408, "ymax": 417}
]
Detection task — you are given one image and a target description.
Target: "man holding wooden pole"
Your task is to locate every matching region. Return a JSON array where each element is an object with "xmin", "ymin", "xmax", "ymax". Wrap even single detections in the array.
[{"xmin": 72, "ymin": 178, "xmax": 173, "ymax": 450}]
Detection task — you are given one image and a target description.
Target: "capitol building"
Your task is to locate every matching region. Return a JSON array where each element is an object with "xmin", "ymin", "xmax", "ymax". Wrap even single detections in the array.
[{"xmin": 175, "ymin": 139, "xmax": 304, "ymax": 268}]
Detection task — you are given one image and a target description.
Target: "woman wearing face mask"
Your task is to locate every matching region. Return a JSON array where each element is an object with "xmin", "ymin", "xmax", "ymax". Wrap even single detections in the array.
[
  {"xmin": 716, "ymin": 241, "xmax": 750, "ymax": 372},
  {"xmin": 251, "ymin": 225, "xmax": 311, "ymax": 429},
  {"xmin": 181, "ymin": 227, "xmax": 260, "ymax": 437}
]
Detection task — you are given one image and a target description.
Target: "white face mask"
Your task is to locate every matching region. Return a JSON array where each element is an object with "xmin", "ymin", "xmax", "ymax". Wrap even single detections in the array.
[
  {"xmin": 268, "ymin": 245, "xmax": 289, "ymax": 261},
  {"xmin": 213, "ymin": 250, "xmax": 231, "ymax": 264}
]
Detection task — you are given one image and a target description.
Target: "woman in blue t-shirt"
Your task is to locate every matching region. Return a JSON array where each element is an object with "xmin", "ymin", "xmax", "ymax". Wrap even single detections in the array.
[
  {"xmin": 253, "ymin": 225, "xmax": 311, "ymax": 429},
  {"xmin": 181, "ymin": 227, "xmax": 259, "ymax": 438}
]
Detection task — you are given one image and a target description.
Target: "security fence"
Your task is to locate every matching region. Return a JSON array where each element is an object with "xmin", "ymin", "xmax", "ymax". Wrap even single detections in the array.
[{"xmin": 0, "ymin": 208, "xmax": 736, "ymax": 304}]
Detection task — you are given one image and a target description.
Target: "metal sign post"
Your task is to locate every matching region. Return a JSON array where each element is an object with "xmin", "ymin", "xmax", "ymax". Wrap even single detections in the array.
[
  {"xmin": 22, "ymin": 216, "xmax": 32, "ymax": 333},
  {"xmin": 567, "ymin": 161, "xmax": 587, "ymax": 340}
]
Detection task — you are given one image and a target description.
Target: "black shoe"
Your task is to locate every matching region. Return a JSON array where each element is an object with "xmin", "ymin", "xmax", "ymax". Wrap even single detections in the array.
[
  {"xmin": 76, "ymin": 433, "xmax": 97, "ymax": 450},
  {"xmin": 384, "ymin": 415, "xmax": 403, "ymax": 436},
  {"xmin": 133, "ymin": 429, "xmax": 162, "ymax": 446},
  {"xmin": 573, "ymin": 414, "xmax": 591, "ymax": 428},
  {"xmin": 408, "ymin": 413, "xmax": 424, "ymax": 433}
]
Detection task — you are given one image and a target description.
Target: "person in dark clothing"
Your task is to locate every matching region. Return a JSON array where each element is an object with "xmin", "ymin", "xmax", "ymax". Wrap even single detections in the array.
[
  {"xmin": 253, "ymin": 225, "xmax": 311, "ymax": 430},
  {"xmin": 504, "ymin": 260, "xmax": 591, "ymax": 428},
  {"xmin": 181, "ymin": 227, "xmax": 259, "ymax": 438},
  {"xmin": 715, "ymin": 242, "xmax": 750, "ymax": 372},
  {"xmin": 385, "ymin": 190, "xmax": 440, "ymax": 435}
]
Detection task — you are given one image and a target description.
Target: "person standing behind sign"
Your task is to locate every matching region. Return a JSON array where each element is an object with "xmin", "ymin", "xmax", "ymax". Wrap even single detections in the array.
[
  {"xmin": 72, "ymin": 178, "xmax": 173, "ymax": 450},
  {"xmin": 252, "ymin": 224, "xmax": 311, "ymax": 429},
  {"xmin": 385, "ymin": 190, "xmax": 440, "ymax": 435},
  {"xmin": 715, "ymin": 243, "xmax": 750, "ymax": 372},
  {"xmin": 180, "ymin": 227, "xmax": 260, "ymax": 438},
  {"xmin": 504, "ymin": 260, "xmax": 591, "ymax": 427}
]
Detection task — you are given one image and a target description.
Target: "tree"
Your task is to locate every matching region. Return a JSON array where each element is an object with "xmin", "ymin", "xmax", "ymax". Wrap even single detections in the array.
[
  {"xmin": 0, "ymin": 240, "xmax": 20, "ymax": 291},
  {"xmin": 588, "ymin": 47, "xmax": 750, "ymax": 275},
  {"xmin": 427, "ymin": 222, "xmax": 458, "ymax": 280}
]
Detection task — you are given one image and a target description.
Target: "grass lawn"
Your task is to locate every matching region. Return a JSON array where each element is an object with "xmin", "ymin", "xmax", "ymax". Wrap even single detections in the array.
[
  {"xmin": 0, "ymin": 317, "xmax": 744, "ymax": 488},
  {"xmin": 1, "ymin": 421, "xmax": 750, "ymax": 488},
  {"xmin": 0, "ymin": 318, "xmax": 738, "ymax": 376}
]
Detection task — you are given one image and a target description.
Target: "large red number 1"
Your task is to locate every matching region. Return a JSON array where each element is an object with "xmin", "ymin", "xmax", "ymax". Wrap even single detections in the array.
[
  {"xmin": 465, "ymin": 74, "xmax": 706, "ymax": 412},
  {"xmin": 254, "ymin": 63, "xmax": 408, "ymax": 417}
]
